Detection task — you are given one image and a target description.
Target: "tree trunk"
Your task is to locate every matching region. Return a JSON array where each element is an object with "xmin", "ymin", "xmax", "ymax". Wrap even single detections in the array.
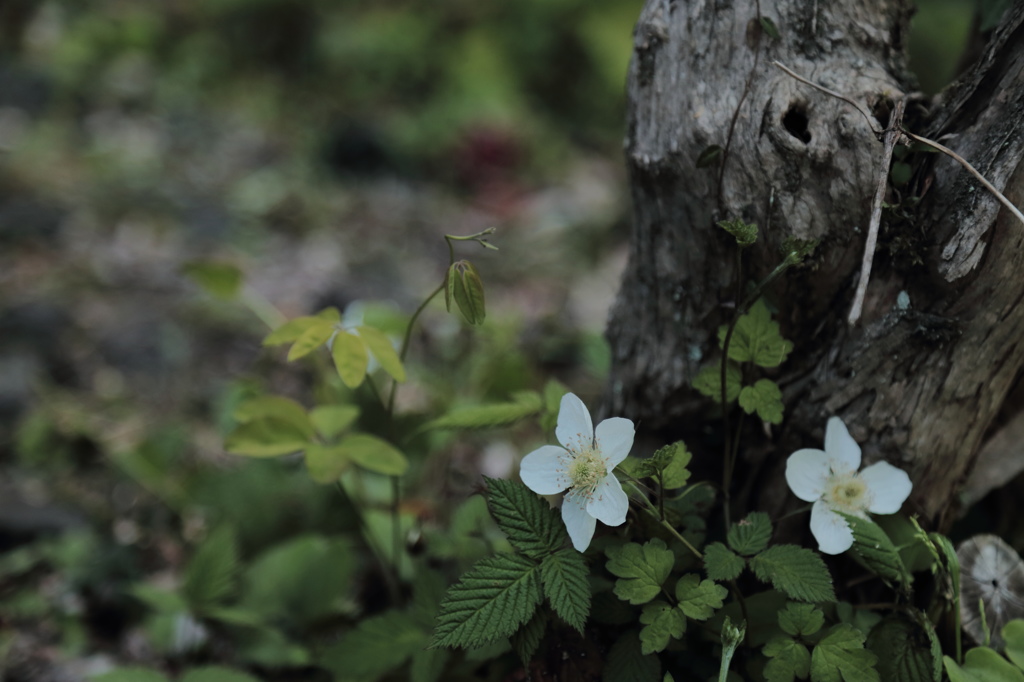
[{"xmin": 606, "ymin": 0, "xmax": 1024, "ymax": 527}]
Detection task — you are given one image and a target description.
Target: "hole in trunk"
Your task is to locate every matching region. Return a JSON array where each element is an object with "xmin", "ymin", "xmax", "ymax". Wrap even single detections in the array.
[{"xmin": 783, "ymin": 104, "xmax": 811, "ymax": 144}]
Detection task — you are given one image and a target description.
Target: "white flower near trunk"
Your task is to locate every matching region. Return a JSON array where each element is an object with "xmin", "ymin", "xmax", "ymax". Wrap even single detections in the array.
[
  {"xmin": 785, "ymin": 416, "xmax": 913, "ymax": 555},
  {"xmin": 520, "ymin": 393, "xmax": 635, "ymax": 552}
]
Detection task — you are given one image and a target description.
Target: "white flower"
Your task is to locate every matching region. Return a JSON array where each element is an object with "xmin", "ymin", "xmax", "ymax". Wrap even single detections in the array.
[
  {"xmin": 785, "ymin": 416, "xmax": 913, "ymax": 555},
  {"xmin": 520, "ymin": 393, "xmax": 635, "ymax": 552}
]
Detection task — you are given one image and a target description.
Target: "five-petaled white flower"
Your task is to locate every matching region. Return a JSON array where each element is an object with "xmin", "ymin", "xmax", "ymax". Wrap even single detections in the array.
[
  {"xmin": 785, "ymin": 416, "xmax": 913, "ymax": 555},
  {"xmin": 520, "ymin": 393, "xmax": 635, "ymax": 552}
]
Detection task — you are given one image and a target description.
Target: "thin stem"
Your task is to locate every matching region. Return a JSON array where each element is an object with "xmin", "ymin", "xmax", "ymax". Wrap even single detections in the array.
[
  {"xmin": 625, "ymin": 480, "xmax": 703, "ymax": 560},
  {"xmin": 387, "ymin": 282, "xmax": 445, "ymax": 416},
  {"xmin": 240, "ymin": 288, "xmax": 288, "ymax": 330},
  {"xmin": 772, "ymin": 61, "xmax": 881, "ymax": 135}
]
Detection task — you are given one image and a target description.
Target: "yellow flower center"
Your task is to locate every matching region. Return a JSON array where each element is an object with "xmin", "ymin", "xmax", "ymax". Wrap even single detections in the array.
[
  {"xmin": 824, "ymin": 471, "xmax": 869, "ymax": 513},
  {"xmin": 568, "ymin": 448, "xmax": 607, "ymax": 498}
]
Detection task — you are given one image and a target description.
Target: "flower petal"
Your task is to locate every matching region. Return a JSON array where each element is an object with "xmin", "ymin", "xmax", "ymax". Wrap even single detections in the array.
[
  {"xmin": 555, "ymin": 393, "xmax": 594, "ymax": 455},
  {"xmin": 520, "ymin": 445, "xmax": 572, "ymax": 495},
  {"xmin": 785, "ymin": 449, "xmax": 831, "ymax": 502},
  {"xmin": 810, "ymin": 499, "xmax": 854, "ymax": 555},
  {"xmin": 587, "ymin": 474, "xmax": 628, "ymax": 526},
  {"xmin": 824, "ymin": 416, "xmax": 861, "ymax": 472},
  {"xmin": 595, "ymin": 417, "xmax": 635, "ymax": 467},
  {"xmin": 860, "ymin": 461, "xmax": 913, "ymax": 514},
  {"xmin": 562, "ymin": 492, "xmax": 597, "ymax": 552}
]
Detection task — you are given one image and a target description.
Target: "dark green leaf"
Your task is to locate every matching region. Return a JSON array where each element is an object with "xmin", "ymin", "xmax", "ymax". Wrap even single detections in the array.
[
  {"xmin": 759, "ymin": 16, "xmax": 781, "ymax": 39},
  {"xmin": 341, "ymin": 433, "xmax": 408, "ymax": 476},
  {"xmin": 511, "ymin": 610, "xmax": 547, "ymax": 667},
  {"xmin": 749, "ymin": 545, "xmax": 835, "ymax": 603},
  {"xmin": 727, "ymin": 511, "xmax": 773, "ymax": 556},
  {"xmin": 320, "ymin": 610, "xmax": 426, "ymax": 679},
  {"xmin": 811, "ymin": 624, "xmax": 880, "ymax": 682},
  {"xmin": 696, "ymin": 144, "xmax": 723, "ymax": 168},
  {"xmin": 867, "ymin": 613, "xmax": 942, "ymax": 682},
  {"xmin": 693, "ymin": 361, "xmax": 742, "ymax": 403},
  {"xmin": 840, "ymin": 513, "xmax": 912, "ymax": 589},
  {"xmin": 487, "ymin": 477, "xmax": 566, "ymax": 557},
  {"xmin": 183, "ymin": 526, "xmax": 238, "ymax": 610},
  {"xmin": 639, "ymin": 600, "xmax": 686, "ymax": 654},
  {"xmin": 181, "ymin": 261, "xmax": 243, "ymax": 299},
  {"xmin": 763, "ymin": 636, "xmax": 810, "ymax": 682},
  {"xmin": 540, "ymin": 549, "xmax": 590, "ymax": 633},
  {"xmin": 778, "ymin": 602, "xmax": 824, "ymax": 637},
  {"xmin": 606, "ymin": 539, "xmax": 675, "ymax": 605},
  {"xmin": 675, "ymin": 573, "xmax": 727, "ymax": 620},
  {"xmin": 411, "ymin": 648, "xmax": 449, "ymax": 682},
  {"xmin": 604, "ymin": 631, "xmax": 661, "ymax": 682},
  {"xmin": 704, "ymin": 542, "xmax": 746, "ymax": 581}
]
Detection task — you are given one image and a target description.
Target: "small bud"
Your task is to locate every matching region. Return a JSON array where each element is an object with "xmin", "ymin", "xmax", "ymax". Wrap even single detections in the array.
[{"xmin": 446, "ymin": 260, "xmax": 486, "ymax": 325}]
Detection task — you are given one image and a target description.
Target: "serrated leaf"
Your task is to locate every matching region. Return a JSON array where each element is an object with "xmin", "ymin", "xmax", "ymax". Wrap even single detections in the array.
[
  {"xmin": 424, "ymin": 395, "xmax": 543, "ymax": 431},
  {"xmin": 320, "ymin": 610, "xmax": 426, "ymax": 679},
  {"xmin": 739, "ymin": 379, "xmax": 784, "ymax": 424},
  {"xmin": 867, "ymin": 613, "xmax": 942, "ymax": 682},
  {"xmin": 357, "ymin": 325, "xmax": 406, "ymax": 382},
  {"xmin": 331, "ymin": 330, "xmax": 368, "ymax": 388},
  {"xmin": 811, "ymin": 624, "xmax": 880, "ymax": 682},
  {"xmin": 181, "ymin": 667, "xmax": 260, "ymax": 682},
  {"xmin": 660, "ymin": 442, "xmax": 693, "ymax": 488},
  {"xmin": 944, "ymin": 647, "xmax": 1024, "ymax": 682},
  {"xmin": 763, "ymin": 636, "xmax": 811, "ymax": 682},
  {"xmin": 183, "ymin": 526, "xmax": 238, "ymax": 610},
  {"xmin": 606, "ymin": 539, "xmax": 675, "ymax": 605},
  {"xmin": 604, "ymin": 631, "xmax": 662, "ymax": 682},
  {"xmin": 696, "ymin": 144, "xmax": 723, "ymax": 168},
  {"xmin": 411, "ymin": 648, "xmax": 449, "ymax": 682},
  {"xmin": 639, "ymin": 600, "xmax": 686, "ymax": 654},
  {"xmin": 308, "ymin": 404, "xmax": 359, "ymax": 440},
  {"xmin": 487, "ymin": 477, "xmax": 565, "ymax": 557},
  {"xmin": 232, "ymin": 395, "xmax": 314, "ymax": 437},
  {"xmin": 541, "ymin": 549, "xmax": 590, "ymax": 633},
  {"xmin": 719, "ymin": 299, "xmax": 793, "ymax": 368},
  {"xmin": 304, "ymin": 443, "xmax": 349, "ymax": 483},
  {"xmin": 341, "ymin": 433, "xmax": 408, "ymax": 476},
  {"xmin": 287, "ymin": 320, "xmax": 335, "ymax": 361},
  {"xmin": 749, "ymin": 545, "xmax": 836, "ymax": 603},
  {"xmin": 779, "ymin": 602, "xmax": 824, "ymax": 637},
  {"xmin": 760, "ymin": 16, "xmax": 781, "ymax": 39},
  {"xmin": 728, "ymin": 511, "xmax": 773, "ymax": 556},
  {"xmin": 717, "ymin": 218, "xmax": 758, "ymax": 247},
  {"xmin": 511, "ymin": 610, "xmax": 547, "ymax": 666},
  {"xmin": 182, "ymin": 261, "xmax": 243, "ymax": 299},
  {"xmin": 675, "ymin": 573, "xmax": 727, "ymax": 620},
  {"xmin": 90, "ymin": 669, "xmax": 171, "ymax": 682},
  {"xmin": 432, "ymin": 553, "xmax": 542, "ymax": 649},
  {"xmin": 705, "ymin": 542, "xmax": 746, "ymax": 581},
  {"xmin": 693, "ymin": 361, "xmax": 742, "ymax": 403},
  {"xmin": 224, "ymin": 418, "xmax": 309, "ymax": 457},
  {"xmin": 840, "ymin": 513, "xmax": 912, "ymax": 589},
  {"xmin": 1005, "ymin": 620, "xmax": 1024, "ymax": 669}
]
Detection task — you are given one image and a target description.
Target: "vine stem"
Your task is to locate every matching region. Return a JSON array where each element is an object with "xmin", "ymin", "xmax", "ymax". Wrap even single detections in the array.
[{"xmin": 624, "ymin": 479, "xmax": 703, "ymax": 560}]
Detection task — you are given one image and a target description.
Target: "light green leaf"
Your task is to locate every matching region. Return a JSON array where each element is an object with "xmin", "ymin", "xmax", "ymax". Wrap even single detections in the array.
[
  {"xmin": 232, "ymin": 395, "xmax": 314, "ymax": 437},
  {"xmin": 486, "ymin": 477, "xmax": 565, "ymax": 557},
  {"xmin": 181, "ymin": 667, "xmax": 260, "ymax": 682},
  {"xmin": 944, "ymin": 647, "xmax": 1024, "ymax": 682},
  {"xmin": 181, "ymin": 261, "xmax": 243, "ymax": 299},
  {"xmin": 749, "ymin": 545, "xmax": 836, "ymax": 603},
  {"xmin": 739, "ymin": 378, "xmax": 784, "ymax": 424},
  {"xmin": 320, "ymin": 610, "xmax": 426, "ymax": 679},
  {"xmin": 840, "ymin": 513, "xmax": 912, "ymax": 589},
  {"xmin": 423, "ymin": 394, "xmax": 543, "ymax": 431},
  {"xmin": 1005, "ymin": 620, "xmax": 1024, "ymax": 669},
  {"xmin": 763, "ymin": 636, "xmax": 810, "ymax": 682},
  {"xmin": 704, "ymin": 542, "xmax": 746, "ymax": 581},
  {"xmin": 693, "ymin": 362, "xmax": 742, "ymax": 403},
  {"xmin": 411, "ymin": 647, "xmax": 449, "ymax": 682},
  {"xmin": 606, "ymin": 539, "xmax": 675, "ymax": 605},
  {"xmin": 90, "ymin": 669, "xmax": 171, "ymax": 682},
  {"xmin": 727, "ymin": 511, "xmax": 773, "ymax": 556},
  {"xmin": 331, "ymin": 330, "xmax": 369, "ymax": 388},
  {"xmin": 304, "ymin": 443, "xmax": 350, "ymax": 484},
  {"xmin": 541, "ymin": 549, "xmax": 590, "ymax": 633},
  {"xmin": 719, "ymin": 299, "xmax": 793, "ymax": 368},
  {"xmin": 224, "ymin": 418, "xmax": 308, "ymax": 457},
  {"xmin": 779, "ymin": 603, "xmax": 824, "ymax": 637},
  {"xmin": 183, "ymin": 525, "xmax": 238, "ymax": 610},
  {"xmin": 675, "ymin": 573, "xmax": 727, "ymax": 620},
  {"xmin": 357, "ymin": 325, "xmax": 406, "ymax": 382},
  {"xmin": 811, "ymin": 624, "xmax": 880, "ymax": 682},
  {"xmin": 316, "ymin": 307, "xmax": 342, "ymax": 322},
  {"xmin": 867, "ymin": 613, "xmax": 942, "ymax": 682},
  {"xmin": 262, "ymin": 316, "xmax": 321, "ymax": 346},
  {"xmin": 639, "ymin": 600, "xmax": 686, "ymax": 654},
  {"xmin": 604, "ymin": 631, "xmax": 662, "ymax": 682},
  {"xmin": 511, "ymin": 610, "xmax": 546, "ymax": 667},
  {"xmin": 341, "ymin": 433, "xmax": 408, "ymax": 476},
  {"xmin": 717, "ymin": 218, "xmax": 758, "ymax": 247},
  {"xmin": 308, "ymin": 404, "xmax": 359, "ymax": 440},
  {"xmin": 287, "ymin": 320, "xmax": 335, "ymax": 361},
  {"xmin": 431, "ymin": 553, "xmax": 543, "ymax": 649}
]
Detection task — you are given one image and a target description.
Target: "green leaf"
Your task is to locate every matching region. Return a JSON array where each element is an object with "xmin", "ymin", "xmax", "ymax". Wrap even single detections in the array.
[
  {"xmin": 763, "ymin": 636, "xmax": 811, "ymax": 682},
  {"xmin": 727, "ymin": 511, "xmax": 773, "ymax": 556},
  {"xmin": 262, "ymin": 316, "xmax": 321, "ymax": 346},
  {"xmin": 182, "ymin": 525, "xmax": 238, "ymax": 610},
  {"xmin": 779, "ymin": 602, "xmax": 825, "ymax": 637},
  {"xmin": 719, "ymin": 299, "xmax": 793, "ymax": 368},
  {"xmin": 944, "ymin": 647, "xmax": 1024, "ymax": 682},
  {"xmin": 431, "ymin": 553, "xmax": 543, "ymax": 649},
  {"xmin": 90, "ymin": 669, "xmax": 171, "ymax": 682},
  {"xmin": 423, "ymin": 394, "xmax": 543, "ymax": 431},
  {"xmin": 357, "ymin": 325, "xmax": 406, "ymax": 382},
  {"xmin": 341, "ymin": 433, "xmax": 408, "ymax": 476},
  {"xmin": 606, "ymin": 539, "xmax": 675, "ymax": 605},
  {"xmin": 304, "ymin": 443, "xmax": 350, "ymax": 483},
  {"xmin": 224, "ymin": 418, "xmax": 308, "ymax": 457},
  {"xmin": 693, "ymin": 361, "xmax": 742, "ymax": 403},
  {"xmin": 704, "ymin": 542, "xmax": 746, "ymax": 581},
  {"xmin": 331, "ymin": 330, "xmax": 369, "ymax": 388},
  {"xmin": 320, "ymin": 610, "xmax": 426, "ymax": 679},
  {"xmin": 738, "ymin": 379, "xmax": 784, "ymax": 424},
  {"xmin": 286, "ymin": 319, "xmax": 335, "ymax": 361},
  {"xmin": 811, "ymin": 624, "xmax": 880, "ymax": 682},
  {"xmin": 840, "ymin": 513, "xmax": 912, "ymax": 589},
  {"xmin": 717, "ymin": 218, "xmax": 759, "ymax": 247},
  {"xmin": 511, "ymin": 610, "xmax": 547, "ymax": 667},
  {"xmin": 929, "ymin": 531, "xmax": 960, "ymax": 615},
  {"xmin": 759, "ymin": 16, "xmax": 781, "ymax": 39},
  {"xmin": 129, "ymin": 584, "xmax": 188, "ymax": 614},
  {"xmin": 675, "ymin": 573, "xmax": 727, "ymax": 620},
  {"xmin": 181, "ymin": 667, "xmax": 260, "ymax": 682},
  {"xmin": 411, "ymin": 648, "xmax": 449, "ymax": 682},
  {"xmin": 181, "ymin": 261, "xmax": 243, "ymax": 299},
  {"xmin": 541, "ymin": 549, "xmax": 591, "ymax": 633},
  {"xmin": 308, "ymin": 404, "xmax": 359, "ymax": 440},
  {"xmin": 232, "ymin": 395, "xmax": 314, "ymax": 437},
  {"xmin": 316, "ymin": 307, "xmax": 342, "ymax": 322},
  {"xmin": 1005, "ymin": 620, "xmax": 1024, "ymax": 669},
  {"xmin": 867, "ymin": 613, "xmax": 942, "ymax": 682},
  {"xmin": 639, "ymin": 600, "xmax": 686, "ymax": 654},
  {"xmin": 749, "ymin": 545, "xmax": 836, "ymax": 603},
  {"xmin": 696, "ymin": 144, "xmax": 723, "ymax": 168},
  {"xmin": 486, "ymin": 477, "xmax": 566, "ymax": 557},
  {"xmin": 604, "ymin": 631, "xmax": 662, "ymax": 682}
]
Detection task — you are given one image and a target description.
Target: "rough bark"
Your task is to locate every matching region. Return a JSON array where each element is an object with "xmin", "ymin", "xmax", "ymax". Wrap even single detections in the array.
[{"xmin": 607, "ymin": 0, "xmax": 1024, "ymax": 525}]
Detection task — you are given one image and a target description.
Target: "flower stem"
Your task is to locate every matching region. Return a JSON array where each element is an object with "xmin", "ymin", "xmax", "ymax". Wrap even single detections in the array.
[{"xmin": 625, "ymin": 479, "xmax": 703, "ymax": 560}]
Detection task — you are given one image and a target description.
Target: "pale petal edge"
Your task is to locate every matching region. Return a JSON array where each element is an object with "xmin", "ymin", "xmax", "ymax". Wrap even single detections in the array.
[
  {"xmin": 825, "ymin": 416, "xmax": 861, "ymax": 472},
  {"xmin": 785, "ymin": 449, "xmax": 831, "ymax": 502},
  {"xmin": 810, "ymin": 499, "xmax": 854, "ymax": 555},
  {"xmin": 861, "ymin": 461, "xmax": 913, "ymax": 514},
  {"xmin": 595, "ymin": 417, "xmax": 635, "ymax": 467},
  {"xmin": 562, "ymin": 493, "xmax": 597, "ymax": 552},
  {"xmin": 555, "ymin": 392, "xmax": 594, "ymax": 454},
  {"xmin": 587, "ymin": 474, "xmax": 629, "ymax": 526},
  {"xmin": 520, "ymin": 445, "xmax": 572, "ymax": 495}
]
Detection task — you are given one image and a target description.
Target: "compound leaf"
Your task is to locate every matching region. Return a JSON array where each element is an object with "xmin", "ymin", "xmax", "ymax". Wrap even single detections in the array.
[
  {"xmin": 639, "ymin": 601, "xmax": 686, "ymax": 655},
  {"xmin": 779, "ymin": 602, "xmax": 824, "ymax": 637},
  {"xmin": 811, "ymin": 624, "xmax": 880, "ymax": 682},
  {"xmin": 675, "ymin": 574, "xmax": 727, "ymax": 620},
  {"xmin": 693, "ymin": 362, "xmax": 742, "ymax": 404},
  {"xmin": 704, "ymin": 542, "xmax": 746, "ymax": 582},
  {"xmin": 727, "ymin": 511, "xmax": 773, "ymax": 556},
  {"xmin": 606, "ymin": 539, "xmax": 675, "ymax": 605},
  {"xmin": 763, "ymin": 636, "xmax": 811, "ymax": 682},
  {"xmin": 487, "ymin": 477, "xmax": 566, "ymax": 557},
  {"xmin": 739, "ymin": 379, "xmax": 784, "ymax": 424},
  {"xmin": 719, "ymin": 299, "xmax": 792, "ymax": 368}
]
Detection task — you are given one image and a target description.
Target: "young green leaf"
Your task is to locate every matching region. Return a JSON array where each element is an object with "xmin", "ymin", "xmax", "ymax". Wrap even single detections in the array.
[
  {"xmin": 717, "ymin": 218, "xmax": 759, "ymax": 247},
  {"xmin": 423, "ymin": 395, "xmax": 543, "ymax": 431},
  {"xmin": 639, "ymin": 600, "xmax": 686, "ymax": 654},
  {"xmin": 696, "ymin": 144, "xmax": 723, "ymax": 168},
  {"xmin": 320, "ymin": 609, "xmax": 426, "ymax": 680},
  {"xmin": 411, "ymin": 648, "xmax": 449, "ymax": 682},
  {"xmin": 763, "ymin": 636, "xmax": 811, "ymax": 682},
  {"xmin": 540, "ymin": 549, "xmax": 591, "ymax": 633},
  {"xmin": 866, "ymin": 613, "xmax": 942, "ymax": 682},
  {"xmin": 675, "ymin": 573, "xmax": 727, "ymax": 620},
  {"xmin": 778, "ymin": 602, "xmax": 824, "ymax": 637},
  {"xmin": 693, "ymin": 362, "xmax": 742, "ymax": 403},
  {"xmin": 719, "ymin": 299, "xmax": 793, "ymax": 368},
  {"xmin": 183, "ymin": 525, "xmax": 238, "ymax": 611},
  {"xmin": 727, "ymin": 511, "xmax": 773, "ymax": 556},
  {"xmin": 759, "ymin": 16, "xmax": 781, "ymax": 39},
  {"xmin": 308, "ymin": 404, "xmax": 359, "ymax": 440},
  {"xmin": 840, "ymin": 513, "xmax": 912, "ymax": 589},
  {"xmin": 486, "ymin": 477, "xmax": 566, "ymax": 558},
  {"xmin": 316, "ymin": 307, "xmax": 341, "ymax": 322},
  {"xmin": 431, "ymin": 553, "xmax": 543, "ymax": 649},
  {"xmin": 605, "ymin": 631, "xmax": 662, "ymax": 682},
  {"xmin": 704, "ymin": 542, "xmax": 745, "ymax": 582},
  {"xmin": 356, "ymin": 325, "xmax": 406, "ymax": 382},
  {"xmin": 287, "ymin": 319, "xmax": 335, "ymax": 361},
  {"xmin": 1004, "ymin": 620, "xmax": 1024, "ymax": 669},
  {"xmin": 303, "ymin": 443, "xmax": 349, "ymax": 484},
  {"xmin": 225, "ymin": 418, "xmax": 310, "ymax": 457},
  {"xmin": 232, "ymin": 395, "xmax": 314, "ymax": 437},
  {"xmin": 331, "ymin": 330, "xmax": 368, "ymax": 388},
  {"xmin": 811, "ymin": 624, "xmax": 880, "ymax": 682},
  {"xmin": 944, "ymin": 647, "xmax": 1024, "ymax": 682},
  {"xmin": 181, "ymin": 261, "xmax": 243, "ymax": 300},
  {"xmin": 341, "ymin": 433, "xmax": 408, "ymax": 476},
  {"xmin": 510, "ymin": 610, "xmax": 547, "ymax": 667},
  {"xmin": 606, "ymin": 539, "xmax": 675, "ymax": 605},
  {"xmin": 263, "ymin": 316, "xmax": 321, "ymax": 346},
  {"xmin": 749, "ymin": 545, "xmax": 836, "ymax": 603},
  {"xmin": 738, "ymin": 378, "xmax": 784, "ymax": 424}
]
